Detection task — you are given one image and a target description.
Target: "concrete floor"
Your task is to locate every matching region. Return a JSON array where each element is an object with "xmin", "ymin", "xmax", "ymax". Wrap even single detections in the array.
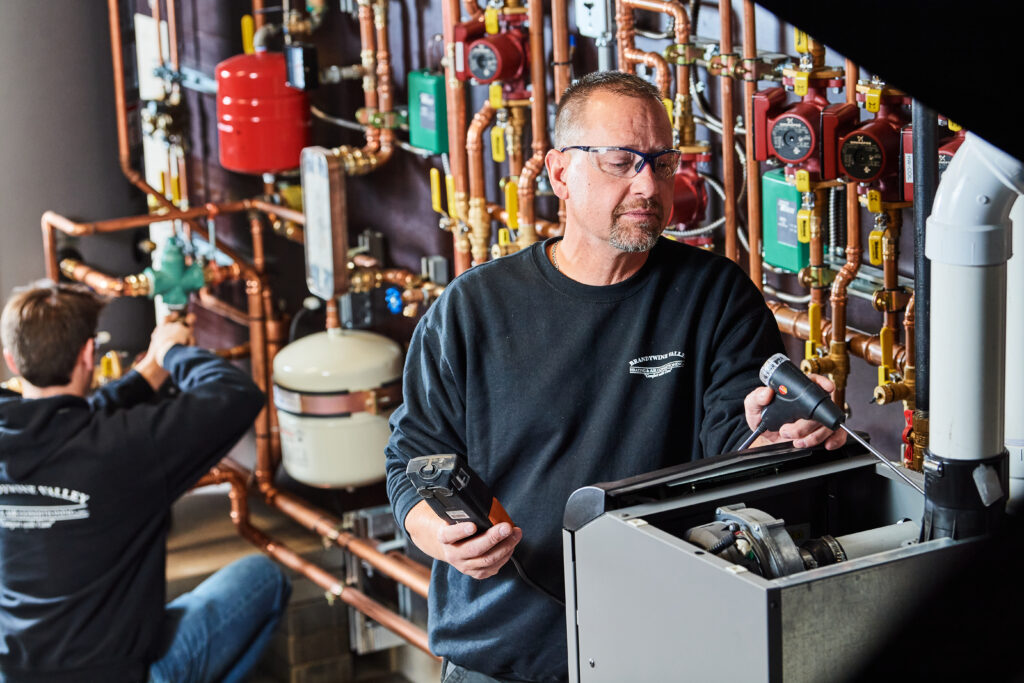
[{"xmin": 166, "ymin": 484, "xmax": 439, "ymax": 683}]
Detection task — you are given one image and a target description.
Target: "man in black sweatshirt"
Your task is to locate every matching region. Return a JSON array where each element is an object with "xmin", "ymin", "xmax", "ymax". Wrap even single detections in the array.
[
  {"xmin": 385, "ymin": 72, "xmax": 845, "ymax": 682},
  {"xmin": 0, "ymin": 282, "xmax": 290, "ymax": 683}
]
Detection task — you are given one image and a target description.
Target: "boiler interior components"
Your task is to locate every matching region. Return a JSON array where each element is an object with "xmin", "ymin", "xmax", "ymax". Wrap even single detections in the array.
[
  {"xmin": 761, "ymin": 168, "xmax": 808, "ymax": 272},
  {"xmin": 216, "ymin": 51, "xmax": 311, "ymax": 174},
  {"xmin": 408, "ymin": 69, "xmax": 449, "ymax": 154},
  {"xmin": 562, "ymin": 441, "xmax": 961, "ymax": 683},
  {"xmin": 273, "ymin": 329, "xmax": 403, "ymax": 488}
]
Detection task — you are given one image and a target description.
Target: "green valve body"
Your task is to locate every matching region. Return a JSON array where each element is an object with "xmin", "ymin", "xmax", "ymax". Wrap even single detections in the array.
[
  {"xmin": 408, "ymin": 69, "xmax": 448, "ymax": 154},
  {"xmin": 144, "ymin": 238, "xmax": 206, "ymax": 309},
  {"xmin": 761, "ymin": 168, "xmax": 809, "ymax": 273}
]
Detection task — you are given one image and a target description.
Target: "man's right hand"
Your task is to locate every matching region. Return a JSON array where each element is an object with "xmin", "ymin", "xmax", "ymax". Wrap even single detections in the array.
[
  {"xmin": 135, "ymin": 318, "xmax": 195, "ymax": 390},
  {"xmin": 404, "ymin": 499, "xmax": 523, "ymax": 579}
]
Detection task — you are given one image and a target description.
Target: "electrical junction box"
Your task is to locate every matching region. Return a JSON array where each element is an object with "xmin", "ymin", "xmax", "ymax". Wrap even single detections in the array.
[
  {"xmin": 761, "ymin": 168, "xmax": 808, "ymax": 273},
  {"xmin": 575, "ymin": 0, "xmax": 612, "ymax": 38},
  {"xmin": 408, "ymin": 70, "xmax": 448, "ymax": 154}
]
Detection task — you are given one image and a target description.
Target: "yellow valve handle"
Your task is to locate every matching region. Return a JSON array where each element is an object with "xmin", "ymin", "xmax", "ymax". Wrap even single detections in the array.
[
  {"xmin": 868, "ymin": 230, "xmax": 884, "ymax": 265},
  {"xmin": 491, "ymin": 125, "xmax": 507, "ymax": 163},
  {"xmin": 489, "ymin": 83, "xmax": 505, "ymax": 110},
  {"xmin": 865, "ymin": 87, "xmax": 882, "ymax": 114},
  {"xmin": 170, "ymin": 174, "xmax": 181, "ymax": 203},
  {"xmin": 948, "ymin": 119, "xmax": 962, "ymax": 132},
  {"xmin": 795, "ymin": 30, "xmax": 809, "ymax": 54},
  {"xmin": 797, "ymin": 209, "xmax": 812, "ymax": 243},
  {"xmin": 159, "ymin": 170, "xmax": 168, "ymax": 196},
  {"xmin": 445, "ymin": 174, "xmax": 458, "ymax": 220},
  {"xmin": 241, "ymin": 15, "xmax": 256, "ymax": 55},
  {"xmin": 662, "ymin": 98, "xmax": 674, "ymax": 127},
  {"xmin": 866, "ymin": 189, "xmax": 882, "ymax": 214},
  {"xmin": 430, "ymin": 168, "xmax": 444, "ymax": 215},
  {"xmin": 795, "ymin": 169, "xmax": 810, "ymax": 194},
  {"xmin": 505, "ymin": 177, "xmax": 519, "ymax": 229},
  {"xmin": 485, "ymin": 7, "xmax": 499, "ymax": 34},
  {"xmin": 498, "ymin": 227, "xmax": 511, "ymax": 246},
  {"xmin": 808, "ymin": 302, "xmax": 823, "ymax": 347},
  {"xmin": 279, "ymin": 184, "xmax": 304, "ymax": 210},
  {"xmin": 793, "ymin": 71, "xmax": 809, "ymax": 97},
  {"xmin": 879, "ymin": 326, "xmax": 894, "ymax": 382}
]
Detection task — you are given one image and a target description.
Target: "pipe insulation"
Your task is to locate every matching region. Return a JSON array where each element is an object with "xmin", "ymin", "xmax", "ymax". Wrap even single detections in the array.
[
  {"xmin": 1008, "ymin": 198, "xmax": 1024, "ymax": 510},
  {"xmin": 926, "ymin": 133, "xmax": 1022, "ymax": 461}
]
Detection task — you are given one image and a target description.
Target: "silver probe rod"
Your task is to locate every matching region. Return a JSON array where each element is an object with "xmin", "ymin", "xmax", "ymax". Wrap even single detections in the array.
[{"xmin": 841, "ymin": 425, "xmax": 925, "ymax": 495}]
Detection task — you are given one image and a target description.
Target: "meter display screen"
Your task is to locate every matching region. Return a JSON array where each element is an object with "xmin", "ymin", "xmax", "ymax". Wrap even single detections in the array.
[
  {"xmin": 770, "ymin": 115, "xmax": 814, "ymax": 163},
  {"xmin": 841, "ymin": 134, "xmax": 885, "ymax": 181},
  {"xmin": 468, "ymin": 43, "xmax": 499, "ymax": 82}
]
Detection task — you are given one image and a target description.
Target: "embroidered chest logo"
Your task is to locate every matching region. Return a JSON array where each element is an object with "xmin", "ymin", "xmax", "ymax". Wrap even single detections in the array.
[
  {"xmin": 0, "ymin": 483, "xmax": 91, "ymax": 530},
  {"xmin": 629, "ymin": 351, "xmax": 685, "ymax": 379}
]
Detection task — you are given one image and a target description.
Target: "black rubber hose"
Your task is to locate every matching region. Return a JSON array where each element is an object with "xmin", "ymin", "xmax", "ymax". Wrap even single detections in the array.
[{"xmin": 912, "ymin": 99, "xmax": 936, "ymax": 413}]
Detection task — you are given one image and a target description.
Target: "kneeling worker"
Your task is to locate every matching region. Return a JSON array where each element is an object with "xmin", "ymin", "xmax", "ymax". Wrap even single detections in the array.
[{"xmin": 0, "ymin": 281, "xmax": 290, "ymax": 683}]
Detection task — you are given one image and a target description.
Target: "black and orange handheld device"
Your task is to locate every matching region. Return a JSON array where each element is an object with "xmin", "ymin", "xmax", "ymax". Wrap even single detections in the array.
[{"xmin": 406, "ymin": 454, "xmax": 512, "ymax": 532}]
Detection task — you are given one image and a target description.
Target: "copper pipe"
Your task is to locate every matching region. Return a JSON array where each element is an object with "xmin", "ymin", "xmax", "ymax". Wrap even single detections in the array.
[
  {"xmin": 442, "ymin": 0, "xmax": 475, "ymax": 274},
  {"xmin": 325, "ymin": 298, "xmax": 341, "ymax": 330},
  {"xmin": 515, "ymin": 153, "xmax": 545, "ymax": 247},
  {"xmin": 462, "ymin": 0, "xmax": 483, "ymax": 20},
  {"xmin": 623, "ymin": 47, "xmax": 672, "ymax": 97},
  {"xmin": 622, "ymin": 0, "xmax": 690, "ymax": 98},
  {"xmin": 552, "ymin": 0, "xmax": 572, "ymax": 100},
  {"xmin": 486, "ymin": 203, "xmax": 559, "ymax": 237},
  {"xmin": 196, "ymin": 287, "xmax": 250, "ymax": 327},
  {"xmin": 152, "ymin": 0, "xmax": 165, "ymax": 71},
  {"xmin": 265, "ymin": 489, "xmax": 432, "ymax": 599},
  {"xmin": 253, "ymin": 0, "xmax": 266, "ymax": 29},
  {"xmin": 214, "ymin": 342, "xmax": 251, "ymax": 360},
  {"xmin": 742, "ymin": 0, "xmax": 762, "ymax": 289},
  {"xmin": 769, "ymin": 302, "xmax": 907, "ymax": 371},
  {"xmin": 467, "ymin": 101, "xmax": 496, "ymax": 263},
  {"xmin": 508, "ymin": 106, "xmax": 526, "ymax": 176},
  {"xmin": 882, "ymin": 209, "xmax": 902, "ymax": 334},
  {"xmin": 249, "ymin": 199, "xmax": 306, "ymax": 225},
  {"xmin": 166, "ymin": 0, "xmax": 179, "ymax": 72},
  {"xmin": 197, "ymin": 466, "xmax": 434, "ymax": 657},
  {"xmin": 59, "ymin": 259, "xmax": 150, "ymax": 298},
  {"xmin": 809, "ymin": 188, "xmax": 828, "ymax": 308},
  {"xmin": 903, "ymin": 291, "xmax": 915, "ymax": 370},
  {"xmin": 616, "ymin": 0, "xmax": 634, "ymax": 74},
  {"xmin": 246, "ymin": 280, "xmax": 273, "ymax": 487},
  {"xmin": 107, "ymin": 0, "xmax": 189, "ymax": 216},
  {"xmin": 719, "ymin": 0, "xmax": 738, "ymax": 262}
]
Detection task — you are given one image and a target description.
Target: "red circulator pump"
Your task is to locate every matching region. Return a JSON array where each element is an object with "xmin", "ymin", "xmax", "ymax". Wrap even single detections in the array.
[{"xmin": 838, "ymin": 81, "xmax": 911, "ymax": 200}]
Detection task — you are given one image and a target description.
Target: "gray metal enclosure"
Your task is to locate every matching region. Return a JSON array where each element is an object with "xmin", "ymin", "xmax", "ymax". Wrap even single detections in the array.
[{"xmin": 563, "ymin": 450, "xmax": 968, "ymax": 682}]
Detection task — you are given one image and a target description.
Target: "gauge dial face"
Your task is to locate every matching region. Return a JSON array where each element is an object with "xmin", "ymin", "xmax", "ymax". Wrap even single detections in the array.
[
  {"xmin": 938, "ymin": 151, "xmax": 954, "ymax": 177},
  {"xmin": 770, "ymin": 115, "xmax": 814, "ymax": 163},
  {"xmin": 841, "ymin": 133, "xmax": 885, "ymax": 181},
  {"xmin": 468, "ymin": 43, "xmax": 499, "ymax": 82}
]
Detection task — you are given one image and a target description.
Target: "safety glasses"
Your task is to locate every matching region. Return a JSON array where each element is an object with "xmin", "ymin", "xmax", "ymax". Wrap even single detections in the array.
[{"xmin": 559, "ymin": 145, "xmax": 682, "ymax": 180}]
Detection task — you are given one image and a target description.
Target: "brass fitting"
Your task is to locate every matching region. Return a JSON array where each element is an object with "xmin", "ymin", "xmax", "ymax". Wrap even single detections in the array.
[
  {"xmin": 798, "ymin": 266, "xmax": 836, "ymax": 290},
  {"xmin": 468, "ymin": 197, "xmax": 489, "ymax": 264},
  {"xmin": 873, "ymin": 380, "xmax": 913, "ymax": 406},
  {"xmin": 910, "ymin": 409, "xmax": 928, "ymax": 472},
  {"xmin": 800, "ymin": 356, "xmax": 835, "ymax": 375},
  {"xmin": 335, "ymin": 146, "xmax": 385, "ymax": 175},
  {"xmin": 872, "ymin": 287, "xmax": 911, "ymax": 313}
]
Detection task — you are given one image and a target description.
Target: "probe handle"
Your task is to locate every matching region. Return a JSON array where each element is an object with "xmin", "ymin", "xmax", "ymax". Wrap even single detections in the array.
[{"xmin": 406, "ymin": 454, "xmax": 513, "ymax": 534}]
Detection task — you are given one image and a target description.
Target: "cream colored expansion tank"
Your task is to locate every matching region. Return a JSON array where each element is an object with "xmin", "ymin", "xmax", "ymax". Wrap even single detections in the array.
[{"xmin": 272, "ymin": 328, "xmax": 403, "ymax": 488}]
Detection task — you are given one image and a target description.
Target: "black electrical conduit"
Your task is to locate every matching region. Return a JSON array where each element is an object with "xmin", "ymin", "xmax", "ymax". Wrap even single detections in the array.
[{"xmin": 912, "ymin": 100, "xmax": 937, "ymax": 413}]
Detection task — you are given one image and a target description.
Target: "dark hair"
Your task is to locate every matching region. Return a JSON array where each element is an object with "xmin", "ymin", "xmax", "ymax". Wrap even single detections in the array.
[
  {"xmin": 1, "ymin": 281, "xmax": 106, "ymax": 387},
  {"xmin": 553, "ymin": 71, "xmax": 665, "ymax": 148}
]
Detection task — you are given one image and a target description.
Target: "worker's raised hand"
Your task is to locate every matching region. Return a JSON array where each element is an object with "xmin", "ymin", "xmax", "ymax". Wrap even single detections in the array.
[
  {"xmin": 743, "ymin": 373, "xmax": 847, "ymax": 450},
  {"xmin": 150, "ymin": 317, "xmax": 195, "ymax": 367},
  {"xmin": 437, "ymin": 521, "xmax": 523, "ymax": 580}
]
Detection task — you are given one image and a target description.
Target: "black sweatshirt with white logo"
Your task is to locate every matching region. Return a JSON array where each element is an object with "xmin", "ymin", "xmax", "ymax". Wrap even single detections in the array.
[
  {"xmin": 0, "ymin": 346, "xmax": 264, "ymax": 683},
  {"xmin": 385, "ymin": 237, "xmax": 784, "ymax": 682}
]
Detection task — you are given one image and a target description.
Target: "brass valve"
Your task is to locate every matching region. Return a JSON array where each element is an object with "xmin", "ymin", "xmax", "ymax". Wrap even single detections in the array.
[
  {"xmin": 800, "ymin": 356, "xmax": 835, "ymax": 375},
  {"xmin": 873, "ymin": 380, "xmax": 913, "ymax": 406}
]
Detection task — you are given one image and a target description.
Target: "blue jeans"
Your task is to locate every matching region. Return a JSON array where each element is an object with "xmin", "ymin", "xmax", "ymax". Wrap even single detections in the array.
[{"xmin": 148, "ymin": 554, "xmax": 291, "ymax": 683}]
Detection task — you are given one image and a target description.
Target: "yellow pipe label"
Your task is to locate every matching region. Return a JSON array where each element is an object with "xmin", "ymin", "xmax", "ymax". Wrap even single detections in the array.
[
  {"xmin": 797, "ymin": 209, "xmax": 812, "ymax": 243},
  {"xmin": 795, "ymin": 169, "xmax": 810, "ymax": 194},
  {"xmin": 867, "ymin": 189, "xmax": 882, "ymax": 213},
  {"xmin": 489, "ymin": 83, "xmax": 505, "ymax": 110},
  {"xmin": 505, "ymin": 178, "xmax": 519, "ymax": 229},
  {"xmin": 868, "ymin": 230, "xmax": 884, "ymax": 265},
  {"xmin": 808, "ymin": 302, "xmax": 822, "ymax": 346},
  {"xmin": 794, "ymin": 71, "xmax": 809, "ymax": 97},
  {"xmin": 498, "ymin": 227, "xmax": 511, "ymax": 246},
  {"xmin": 865, "ymin": 87, "xmax": 882, "ymax": 114},
  {"xmin": 445, "ymin": 174, "xmax": 457, "ymax": 220},
  {"xmin": 795, "ymin": 30, "xmax": 809, "ymax": 54},
  {"xmin": 948, "ymin": 119, "xmax": 962, "ymax": 132},
  {"xmin": 430, "ymin": 168, "xmax": 443, "ymax": 215},
  {"xmin": 491, "ymin": 125, "xmax": 507, "ymax": 163},
  {"xmin": 662, "ymin": 98, "xmax": 674, "ymax": 126},
  {"xmin": 241, "ymin": 15, "xmax": 255, "ymax": 55},
  {"xmin": 485, "ymin": 7, "xmax": 499, "ymax": 34}
]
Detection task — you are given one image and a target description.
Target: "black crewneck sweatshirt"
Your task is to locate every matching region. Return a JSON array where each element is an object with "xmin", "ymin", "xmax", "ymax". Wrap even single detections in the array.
[{"xmin": 386, "ymin": 237, "xmax": 783, "ymax": 681}]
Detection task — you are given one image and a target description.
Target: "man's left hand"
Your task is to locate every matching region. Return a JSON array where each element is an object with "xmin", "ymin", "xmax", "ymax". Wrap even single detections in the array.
[{"xmin": 743, "ymin": 373, "xmax": 847, "ymax": 450}]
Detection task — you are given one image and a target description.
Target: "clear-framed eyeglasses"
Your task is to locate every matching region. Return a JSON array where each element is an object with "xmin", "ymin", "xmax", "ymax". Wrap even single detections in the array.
[{"xmin": 559, "ymin": 145, "xmax": 682, "ymax": 180}]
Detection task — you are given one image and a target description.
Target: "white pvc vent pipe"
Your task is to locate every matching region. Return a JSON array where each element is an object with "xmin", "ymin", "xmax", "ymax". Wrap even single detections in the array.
[
  {"xmin": 926, "ymin": 132, "xmax": 1023, "ymax": 462},
  {"xmin": 1008, "ymin": 198, "xmax": 1024, "ymax": 505}
]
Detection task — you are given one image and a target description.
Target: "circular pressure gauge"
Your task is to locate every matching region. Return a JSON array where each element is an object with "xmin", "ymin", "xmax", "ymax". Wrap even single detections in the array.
[
  {"xmin": 840, "ymin": 133, "xmax": 885, "ymax": 182},
  {"xmin": 938, "ymin": 151, "xmax": 954, "ymax": 177},
  {"xmin": 468, "ymin": 42, "xmax": 500, "ymax": 82},
  {"xmin": 770, "ymin": 115, "xmax": 814, "ymax": 163}
]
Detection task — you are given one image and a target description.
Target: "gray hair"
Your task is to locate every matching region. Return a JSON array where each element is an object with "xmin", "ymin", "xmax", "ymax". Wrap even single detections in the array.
[{"xmin": 552, "ymin": 71, "xmax": 664, "ymax": 149}]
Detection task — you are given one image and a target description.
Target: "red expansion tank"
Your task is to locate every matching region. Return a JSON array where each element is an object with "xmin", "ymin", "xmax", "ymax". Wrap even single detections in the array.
[{"xmin": 216, "ymin": 52, "xmax": 311, "ymax": 174}]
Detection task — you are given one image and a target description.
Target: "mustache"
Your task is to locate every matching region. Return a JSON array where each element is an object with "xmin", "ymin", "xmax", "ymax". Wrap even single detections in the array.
[{"xmin": 613, "ymin": 198, "xmax": 664, "ymax": 219}]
